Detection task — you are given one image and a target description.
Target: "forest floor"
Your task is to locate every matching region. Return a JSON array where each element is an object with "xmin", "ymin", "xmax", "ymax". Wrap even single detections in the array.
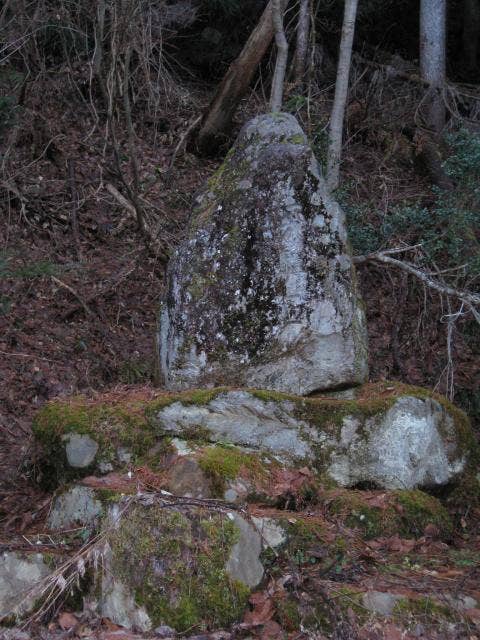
[{"xmin": 0, "ymin": 78, "xmax": 479, "ymax": 639}]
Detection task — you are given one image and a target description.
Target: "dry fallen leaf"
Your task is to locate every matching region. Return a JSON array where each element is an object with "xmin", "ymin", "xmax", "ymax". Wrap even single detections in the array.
[{"xmin": 58, "ymin": 611, "xmax": 78, "ymax": 630}]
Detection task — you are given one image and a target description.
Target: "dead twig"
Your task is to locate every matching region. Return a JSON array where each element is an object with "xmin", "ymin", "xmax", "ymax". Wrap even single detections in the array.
[
  {"xmin": 60, "ymin": 263, "xmax": 136, "ymax": 320},
  {"xmin": 166, "ymin": 114, "xmax": 202, "ymax": 174},
  {"xmin": 67, "ymin": 159, "xmax": 82, "ymax": 261},
  {"xmin": 50, "ymin": 276, "xmax": 96, "ymax": 318},
  {"xmin": 353, "ymin": 251, "xmax": 480, "ymax": 315}
]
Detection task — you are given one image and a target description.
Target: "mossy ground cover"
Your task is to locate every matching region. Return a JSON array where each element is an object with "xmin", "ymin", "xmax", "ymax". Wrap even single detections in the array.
[{"xmin": 323, "ymin": 488, "xmax": 452, "ymax": 540}]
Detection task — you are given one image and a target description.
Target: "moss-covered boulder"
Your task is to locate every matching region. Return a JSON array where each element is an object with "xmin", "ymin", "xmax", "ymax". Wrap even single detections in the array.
[
  {"xmin": 32, "ymin": 383, "xmax": 476, "ymax": 491},
  {"xmin": 158, "ymin": 112, "xmax": 368, "ymax": 395},
  {"xmin": 99, "ymin": 499, "xmax": 267, "ymax": 632}
]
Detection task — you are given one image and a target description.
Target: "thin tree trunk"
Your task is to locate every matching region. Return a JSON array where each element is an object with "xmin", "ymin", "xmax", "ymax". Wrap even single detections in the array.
[
  {"xmin": 463, "ymin": 0, "xmax": 480, "ymax": 74},
  {"xmin": 270, "ymin": 0, "xmax": 289, "ymax": 111},
  {"xmin": 294, "ymin": 0, "xmax": 310, "ymax": 87},
  {"xmin": 326, "ymin": 0, "xmax": 359, "ymax": 191},
  {"xmin": 420, "ymin": 0, "xmax": 446, "ymax": 135},
  {"xmin": 196, "ymin": 0, "xmax": 282, "ymax": 155}
]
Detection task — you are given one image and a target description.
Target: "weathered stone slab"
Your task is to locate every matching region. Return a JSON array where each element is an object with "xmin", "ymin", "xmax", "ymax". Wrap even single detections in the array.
[
  {"xmin": 158, "ymin": 113, "xmax": 368, "ymax": 395},
  {"xmin": 157, "ymin": 390, "xmax": 315, "ymax": 459},
  {"xmin": 32, "ymin": 384, "xmax": 474, "ymax": 491},
  {"xmin": 0, "ymin": 552, "xmax": 51, "ymax": 621},
  {"xmin": 154, "ymin": 389, "xmax": 470, "ymax": 490}
]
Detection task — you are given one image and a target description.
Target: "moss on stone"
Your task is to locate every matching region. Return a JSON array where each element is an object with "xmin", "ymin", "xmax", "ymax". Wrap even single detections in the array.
[
  {"xmin": 109, "ymin": 504, "xmax": 250, "ymax": 632},
  {"xmin": 394, "ymin": 489, "xmax": 453, "ymax": 538},
  {"xmin": 198, "ymin": 445, "xmax": 267, "ymax": 496},
  {"xmin": 147, "ymin": 388, "xmax": 229, "ymax": 413},
  {"xmin": 324, "ymin": 488, "xmax": 452, "ymax": 540},
  {"xmin": 32, "ymin": 398, "xmax": 157, "ymax": 487}
]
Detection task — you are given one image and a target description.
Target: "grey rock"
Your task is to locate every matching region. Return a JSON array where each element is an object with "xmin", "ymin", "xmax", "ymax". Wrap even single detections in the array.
[
  {"xmin": 0, "ymin": 630, "xmax": 31, "ymax": 640},
  {"xmin": 117, "ymin": 447, "xmax": 132, "ymax": 464},
  {"xmin": 155, "ymin": 391, "xmax": 468, "ymax": 490},
  {"xmin": 48, "ymin": 485, "xmax": 103, "ymax": 530},
  {"xmin": 0, "ymin": 552, "xmax": 51, "ymax": 619},
  {"xmin": 98, "ymin": 461, "xmax": 114, "ymax": 474},
  {"xmin": 251, "ymin": 517, "xmax": 287, "ymax": 549},
  {"xmin": 154, "ymin": 625, "xmax": 177, "ymax": 637},
  {"xmin": 328, "ymin": 396, "xmax": 466, "ymax": 489},
  {"xmin": 167, "ymin": 457, "xmax": 213, "ymax": 498},
  {"xmin": 62, "ymin": 433, "xmax": 98, "ymax": 468},
  {"xmin": 171, "ymin": 438, "xmax": 194, "ymax": 456},
  {"xmin": 225, "ymin": 513, "xmax": 263, "ymax": 588},
  {"xmin": 224, "ymin": 479, "xmax": 251, "ymax": 503},
  {"xmin": 159, "ymin": 113, "xmax": 368, "ymax": 395},
  {"xmin": 156, "ymin": 391, "xmax": 317, "ymax": 460},
  {"xmin": 362, "ymin": 591, "xmax": 403, "ymax": 616},
  {"xmin": 445, "ymin": 593, "xmax": 478, "ymax": 610},
  {"xmin": 101, "ymin": 562, "xmax": 152, "ymax": 632}
]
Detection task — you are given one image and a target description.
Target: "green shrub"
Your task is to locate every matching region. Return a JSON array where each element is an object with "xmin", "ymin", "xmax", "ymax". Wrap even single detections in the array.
[{"xmin": 344, "ymin": 129, "xmax": 480, "ymax": 281}]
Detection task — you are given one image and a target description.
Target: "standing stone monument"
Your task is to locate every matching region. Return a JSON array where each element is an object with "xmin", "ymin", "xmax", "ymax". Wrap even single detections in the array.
[{"xmin": 159, "ymin": 113, "xmax": 368, "ymax": 395}]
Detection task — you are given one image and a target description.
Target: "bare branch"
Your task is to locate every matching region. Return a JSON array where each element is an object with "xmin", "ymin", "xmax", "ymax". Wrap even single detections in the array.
[
  {"xmin": 353, "ymin": 251, "xmax": 480, "ymax": 313},
  {"xmin": 270, "ymin": 0, "xmax": 289, "ymax": 112}
]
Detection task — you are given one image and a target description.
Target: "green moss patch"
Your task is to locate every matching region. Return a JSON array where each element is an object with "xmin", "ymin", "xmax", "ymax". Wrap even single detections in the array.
[
  {"xmin": 198, "ymin": 445, "xmax": 272, "ymax": 496},
  {"xmin": 324, "ymin": 488, "xmax": 452, "ymax": 540},
  {"xmin": 109, "ymin": 504, "xmax": 250, "ymax": 632},
  {"xmin": 393, "ymin": 596, "xmax": 454, "ymax": 624}
]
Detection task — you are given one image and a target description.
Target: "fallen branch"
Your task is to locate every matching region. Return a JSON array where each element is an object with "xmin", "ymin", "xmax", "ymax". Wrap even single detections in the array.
[
  {"xmin": 166, "ymin": 114, "xmax": 202, "ymax": 174},
  {"xmin": 354, "ymin": 54, "xmax": 430, "ymax": 87},
  {"xmin": 105, "ymin": 182, "xmax": 168, "ymax": 262},
  {"xmin": 51, "ymin": 276, "xmax": 96, "ymax": 318},
  {"xmin": 353, "ymin": 251, "xmax": 480, "ymax": 313},
  {"xmin": 60, "ymin": 263, "xmax": 136, "ymax": 320}
]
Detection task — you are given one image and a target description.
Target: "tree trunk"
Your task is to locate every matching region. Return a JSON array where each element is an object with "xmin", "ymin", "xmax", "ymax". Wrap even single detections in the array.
[
  {"xmin": 463, "ymin": 0, "xmax": 480, "ymax": 75},
  {"xmin": 326, "ymin": 0, "xmax": 359, "ymax": 191},
  {"xmin": 195, "ymin": 0, "xmax": 280, "ymax": 155},
  {"xmin": 294, "ymin": 0, "xmax": 310, "ymax": 87},
  {"xmin": 270, "ymin": 0, "xmax": 289, "ymax": 111},
  {"xmin": 420, "ymin": 0, "xmax": 446, "ymax": 135}
]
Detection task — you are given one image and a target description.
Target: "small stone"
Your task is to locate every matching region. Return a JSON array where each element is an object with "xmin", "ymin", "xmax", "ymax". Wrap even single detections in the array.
[
  {"xmin": 361, "ymin": 591, "xmax": 403, "ymax": 616},
  {"xmin": 445, "ymin": 593, "xmax": 478, "ymax": 610},
  {"xmin": 251, "ymin": 517, "xmax": 287, "ymax": 549},
  {"xmin": 167, "ymin": 458, "xmax": 212, "ymax": 498},
  {"xmin": 0, "ymin": 552, "xmax": 51, "ymax": 619},
  {"xmin": 411, "ymin": 623, "xmax": 426, "ymax": 637},
  {"xmin": 224, "ymin": 488, "xmax": 238, "ymax": 502},
  {"xmin": 225, "ymin": 513, "xmax": 263, "ymax": 588},
  {"xmin": 48, "ymin": 485, "xmax": 103, "ymax": 530},
  {"xmin": 117, "ymin": 447, "xmax": 132, "ymax": 464},
  {"xmin": 154, "ymin": 625, "xmax": 176, "ymax": 637},
  {"xmin": 62, "ymin": 433, "xmax": 98, "ymax": 468},
  {"xmin": 171, "ymin": 438, "xmax": 194, "ymax": 456},
  {"xmin": 98, "ymin": 461, "xmax": 114, "ymax": 474}
]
